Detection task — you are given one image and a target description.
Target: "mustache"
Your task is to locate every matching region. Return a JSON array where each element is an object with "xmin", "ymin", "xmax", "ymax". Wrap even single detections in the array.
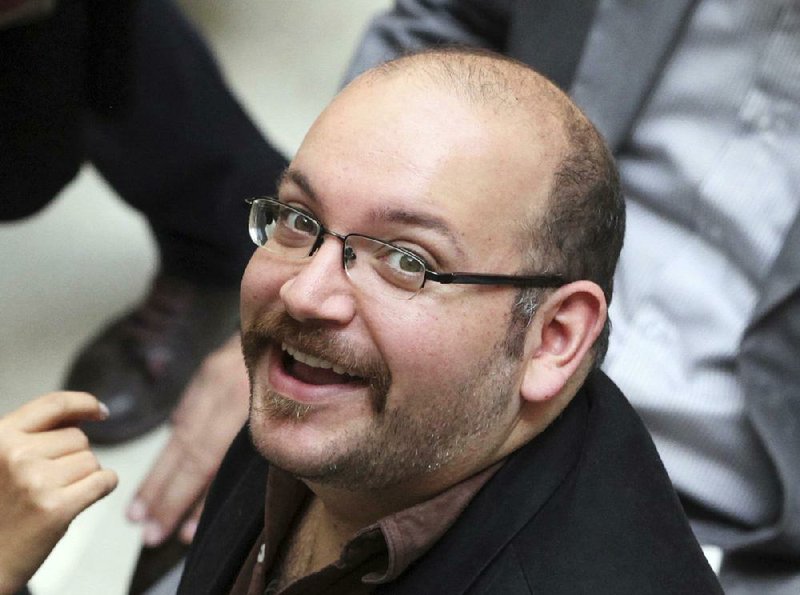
[{"xmin": 241, "ymin": 310, "xmax": 392, "ymax": 412}]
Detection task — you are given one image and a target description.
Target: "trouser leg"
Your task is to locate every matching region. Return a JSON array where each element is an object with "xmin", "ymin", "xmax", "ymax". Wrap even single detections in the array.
[
  {"xmin": 85, "ymin": 0, "xmax": 288, "ymax": 286},
  {"xmin": 0, "ymin": 0, "xmax": 87, "ymax": 219}
]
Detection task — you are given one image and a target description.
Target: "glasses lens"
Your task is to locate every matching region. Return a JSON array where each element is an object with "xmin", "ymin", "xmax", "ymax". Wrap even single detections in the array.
[
  {"xmin": 249, "ymin": 199, "xmax": 320, "ymax": 257},
  {"xmin": 248, "ymin": 199, "xmax": 274, "ymax": 247},
  {"xmin": 344, "ymin": 235, "xmax": 425, "ymax": 298}
]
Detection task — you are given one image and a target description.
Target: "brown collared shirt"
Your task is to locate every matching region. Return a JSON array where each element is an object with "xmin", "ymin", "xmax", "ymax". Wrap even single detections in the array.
[{"xmin": 229, "ymin": 463, "xmax": 502, "ymax": 595}]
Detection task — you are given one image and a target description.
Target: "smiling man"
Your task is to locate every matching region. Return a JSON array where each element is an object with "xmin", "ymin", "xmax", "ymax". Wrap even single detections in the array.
[{"xmin": 178, "ymin": 49, "xmax": 721, "ymax": 594}]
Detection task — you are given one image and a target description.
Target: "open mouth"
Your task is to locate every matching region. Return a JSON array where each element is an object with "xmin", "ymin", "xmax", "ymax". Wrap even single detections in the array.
[{"xmin": 281, "ymin": 342, "xmax": 365, "ymax": 386}]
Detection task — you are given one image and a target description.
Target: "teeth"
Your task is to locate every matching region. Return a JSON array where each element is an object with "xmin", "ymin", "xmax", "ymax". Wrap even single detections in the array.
[{"xmin": 282, "ymin": 342, "xmax": 352, "ymax": 376}]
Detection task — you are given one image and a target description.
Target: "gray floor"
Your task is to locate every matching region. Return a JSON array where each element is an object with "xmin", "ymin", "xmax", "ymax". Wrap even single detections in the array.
[{"xmin": 0, "ymin": 2, "xmax": 387, "ymax": 593}]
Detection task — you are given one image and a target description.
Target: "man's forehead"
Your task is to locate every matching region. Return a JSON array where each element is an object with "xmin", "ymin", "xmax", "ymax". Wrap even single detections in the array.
[
  {"xmin": 297, "ymin": 71, "xmax": 563, "ymax": 191},
  {"xmin": 293, "ymin": 80, "xmax": 501, "ymax": 196}
]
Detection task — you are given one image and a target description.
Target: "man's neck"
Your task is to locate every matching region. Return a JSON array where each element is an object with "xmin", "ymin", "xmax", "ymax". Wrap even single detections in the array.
[
  {"xmin": 273, "ymin": 441, "xmax": 530, "ymax": 589},
  {"xmin": 276, "ymin": 489, "xmax": 387, "ymax": 587},
  {"xmin": 310, "ymin": 484, "xmax": 416, "ymax": 529},
  {"xmin": 300, "ymin": 429, "xmax": 538, "ymax": 531},
  {"xmin": 276, "ymin": 478, "xmax": 443, "ymax": 586}
]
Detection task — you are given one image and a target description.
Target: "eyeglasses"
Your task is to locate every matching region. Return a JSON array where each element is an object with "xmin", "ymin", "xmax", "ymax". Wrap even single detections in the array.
[{"xmin": 246, "ymin": 197, "xmax": 566, "ymax": 299}]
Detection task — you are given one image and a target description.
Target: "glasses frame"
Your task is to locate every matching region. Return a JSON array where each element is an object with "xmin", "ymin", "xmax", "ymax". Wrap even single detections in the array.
[{"xmin": 246, "ymin": 197, "xmax": 568, "ymax": 293}]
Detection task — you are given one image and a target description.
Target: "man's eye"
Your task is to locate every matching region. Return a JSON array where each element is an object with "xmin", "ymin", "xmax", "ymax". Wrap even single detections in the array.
[
  {"xmin": 386, "ymin": 248, "xmax": 425, "ymax": 274},
  {"xmin": 282, "ymin": 211, "xmax": 317, "ymax": 235}
]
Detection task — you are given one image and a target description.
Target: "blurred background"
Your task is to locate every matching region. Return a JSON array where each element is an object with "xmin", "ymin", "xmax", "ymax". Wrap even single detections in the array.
[{"xmin": 0, "ymin": 1, "xmax": 388, "ymax": 593}]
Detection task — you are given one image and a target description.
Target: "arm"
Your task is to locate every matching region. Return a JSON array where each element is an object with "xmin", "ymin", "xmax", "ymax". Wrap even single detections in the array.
[
  {"xmin": 342, "ymin": 0, "xmax": 511, "ymax": 82},
  {"xmin": 0, "ymin": 392, "xmax": 117, "ymax": 595}
]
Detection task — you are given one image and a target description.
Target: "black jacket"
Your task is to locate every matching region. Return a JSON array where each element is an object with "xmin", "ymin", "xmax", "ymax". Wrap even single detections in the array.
[{"xmin": 180, "ymin": 371, "xmax": 721, "ymax": 594}]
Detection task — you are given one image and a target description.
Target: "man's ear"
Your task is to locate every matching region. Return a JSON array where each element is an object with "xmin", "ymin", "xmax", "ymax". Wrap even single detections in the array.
[{"xmin": 520, "ymin": 281, "xmax": 606, "ymax": 403}]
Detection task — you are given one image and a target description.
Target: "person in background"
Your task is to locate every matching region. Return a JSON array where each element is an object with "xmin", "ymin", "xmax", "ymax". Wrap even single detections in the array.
[
  {"xmin": 0, "ymin": 393, "xmax": 117, "ymax": 595},
  {"xmin": 0, "ymin": 0, "xmax": 287, "ymax": 444}
]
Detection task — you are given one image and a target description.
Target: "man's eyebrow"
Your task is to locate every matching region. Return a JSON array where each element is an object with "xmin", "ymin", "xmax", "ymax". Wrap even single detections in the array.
[
  {"xmin": 277, "ymin": 167, "xmax": 465, "ymax": 258},
  {"xmin": 368, "ymin": 207, "xmax": 466, "ymax": 258},
  {"xmin": 277, "ymin": 168, "xmax": 318, "ymax": 203}
]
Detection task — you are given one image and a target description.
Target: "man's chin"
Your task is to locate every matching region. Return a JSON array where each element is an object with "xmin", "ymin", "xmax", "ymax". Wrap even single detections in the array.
[
  {"xmin": 248, "ymin": 393, "xmax": 336, "ymax": 473},
  {"xmin": 247, "ymin": 424, "xmax": 339, "ymax": 483}
]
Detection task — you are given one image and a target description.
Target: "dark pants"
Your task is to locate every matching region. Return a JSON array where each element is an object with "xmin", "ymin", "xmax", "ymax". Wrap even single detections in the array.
[{"xmin": 0, "ymin": 0, "xmax": 288, "ymax": 285}]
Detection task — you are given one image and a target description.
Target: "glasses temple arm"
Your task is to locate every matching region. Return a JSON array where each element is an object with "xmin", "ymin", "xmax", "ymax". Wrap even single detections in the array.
[{"xmin": 425, "ymin": 271, "xmax": 566, "ymax": 287}]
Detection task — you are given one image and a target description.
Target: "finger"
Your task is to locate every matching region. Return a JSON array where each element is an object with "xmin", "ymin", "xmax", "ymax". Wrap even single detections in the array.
[
  {"xmin": 27, "ymin": 426, "xmax": 91, "ymax": 459},
  {"xmin": 58, "ymin": 467, "xmax": 118, "ymax": 521},
  {"xmin": 49, "ymin": 450, "xmax": 102, "ymax": 488},
  {"xmin": 6, "ymin": 392, "xmax": 109, "ymax": 433},
  {"xmin": 141, "ymin": 457, "xmax": 210, "ymax": 547},
  {"xmin": 179, "ymin": 497, "xmax": 206, "ymax": 544},
  {"xmin": 127, "ymin": 437, "xmax": 185, "ymax": 522}
]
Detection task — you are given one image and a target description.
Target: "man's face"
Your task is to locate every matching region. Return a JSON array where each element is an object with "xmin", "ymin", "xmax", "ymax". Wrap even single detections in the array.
[{"xmin": 240, "ymin": 75, "xmax": 561, "ymax": 492}]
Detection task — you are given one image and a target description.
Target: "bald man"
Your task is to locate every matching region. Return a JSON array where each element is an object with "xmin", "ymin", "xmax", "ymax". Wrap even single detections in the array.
[{"xmin": 177, "ymin": 49, "xmax": 721, "ymax": 594}]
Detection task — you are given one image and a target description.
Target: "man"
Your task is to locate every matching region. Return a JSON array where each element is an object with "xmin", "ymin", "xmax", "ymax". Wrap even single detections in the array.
[
  {"xmin": 178, "ymin": 49, "xmax": 721, "ymax": 594},
  {"xmin": 341, "ymin": 2, "xmax": 800, "ymax": 593}
]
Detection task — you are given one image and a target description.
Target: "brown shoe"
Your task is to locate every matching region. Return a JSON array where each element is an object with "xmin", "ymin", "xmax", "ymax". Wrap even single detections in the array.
[{"xmin": 64, "ymin": 274, "xmax": 240, "ymax": 444}]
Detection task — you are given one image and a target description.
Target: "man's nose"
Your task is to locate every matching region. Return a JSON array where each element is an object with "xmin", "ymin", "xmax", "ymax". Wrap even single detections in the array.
[{"xmin": 279, "ymin": 236, "xmax": 356, "ymax": 324}]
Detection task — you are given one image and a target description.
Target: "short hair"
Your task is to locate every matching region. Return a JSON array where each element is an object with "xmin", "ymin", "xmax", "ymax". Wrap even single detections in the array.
[
  {"xmin": 522, "ymin": 109, "xmax": 623, "ymax": 365},
  {"xmin": 367, "ymin": 48, "xmax": 625, "ymax": 365}
]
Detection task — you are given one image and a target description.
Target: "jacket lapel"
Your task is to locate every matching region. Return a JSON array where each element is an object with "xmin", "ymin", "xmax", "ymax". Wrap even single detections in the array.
[
  {"xmin": 569, "ymin": 0, "xmax": 697, "ymax": 149},
  {"xmin": 506, "ymin": 0, "xmax": 599, "ymax": 91},
  {"xmin": 178, "ymin": 432, "xmax": 268, "ymax": 594}
]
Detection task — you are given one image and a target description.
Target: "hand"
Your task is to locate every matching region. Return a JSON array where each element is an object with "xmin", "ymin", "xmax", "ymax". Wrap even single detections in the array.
[
  {"xmin": 128, "ymin": 333, "xmax": 249, "ymax": 546},
  {"xmin": 0, "ymin": 392, "xmax": 118, "ymax": 595}
]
